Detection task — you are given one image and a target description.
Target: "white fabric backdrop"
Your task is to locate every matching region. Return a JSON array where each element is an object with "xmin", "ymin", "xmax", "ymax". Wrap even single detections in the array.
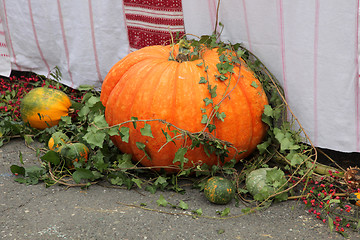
[
  {"xmin": 182, "ymin": 0, "xmax": 360, "ymax": 153},
  {"xmin": 0, "ymin": 0, "xmax": 359, "ymax": 153},
  {"xmin": 0, "ymin": 10, "xmax": 10, "ymax": 76},
  {"xmin": 0, "ymin": 0, "xmax": 130, "ymax": 89}
]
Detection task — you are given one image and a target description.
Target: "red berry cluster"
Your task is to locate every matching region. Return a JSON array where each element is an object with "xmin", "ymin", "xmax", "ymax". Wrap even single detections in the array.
[
  {"xmin": 299, "ymin": 170, "xmax": 359, "ymax": 234},
  {"xmin": 0, "ymin": 74, "xmax": 40, "ymax": 120}
]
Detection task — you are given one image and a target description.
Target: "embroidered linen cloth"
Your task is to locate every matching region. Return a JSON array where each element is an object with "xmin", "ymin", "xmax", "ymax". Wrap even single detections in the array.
[{"xmin": 123, "ymin": 0, "xmax": 185, "ymax": 51}]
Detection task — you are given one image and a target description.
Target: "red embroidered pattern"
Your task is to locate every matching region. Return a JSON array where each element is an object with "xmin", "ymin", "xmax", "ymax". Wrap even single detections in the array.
[{"xmin": 123, "ymin": 0, "xmax": 185, "ymax": 50}]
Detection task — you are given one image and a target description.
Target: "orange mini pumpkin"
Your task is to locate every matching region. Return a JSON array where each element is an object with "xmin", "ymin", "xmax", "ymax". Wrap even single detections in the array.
[{"xmin": 100, "ymin": 44, "xmax": 268, "ymax": 172}]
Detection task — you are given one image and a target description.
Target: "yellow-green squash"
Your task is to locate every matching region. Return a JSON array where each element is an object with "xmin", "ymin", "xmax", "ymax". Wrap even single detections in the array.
[
  {"xmin": 20, "ymin": 87, "xmax": 71, "ymax": 129},
  {"xmin": 245, "ymin": 167, "xmax": 288, "ymax": 202}
]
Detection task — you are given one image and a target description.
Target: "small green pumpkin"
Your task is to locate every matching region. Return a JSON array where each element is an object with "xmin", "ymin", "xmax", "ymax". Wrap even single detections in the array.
[
  {"xmin": 204, "ymin": 176, "xmax": 235, "ymax": 205},
  {"xmin": 246, "ymin": 167, "xmax": 288, "ymax": 202},
  {"xmin": 59, "ymin": 143, "xmax": 89, "ymax": 167},
  {"xmin": 48, "ymin": 132, "xmax": 70, "ymax": 151}
]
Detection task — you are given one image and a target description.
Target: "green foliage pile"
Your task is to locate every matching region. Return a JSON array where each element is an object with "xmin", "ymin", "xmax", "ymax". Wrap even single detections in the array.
[{"xmin": 1, "ymin": 34, "xmax": 359, "ymax": 237}]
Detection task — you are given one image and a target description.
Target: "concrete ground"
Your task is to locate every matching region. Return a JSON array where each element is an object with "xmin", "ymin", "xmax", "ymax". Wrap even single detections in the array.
[{"xmin": 1, "ymin": 139, "xmax": 360, "ymax": 240}]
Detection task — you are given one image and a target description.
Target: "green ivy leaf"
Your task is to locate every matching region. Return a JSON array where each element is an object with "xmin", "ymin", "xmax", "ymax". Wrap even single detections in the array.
[
  {"xmin": 140, "ymin": 123, "xmax": 154, "ymax": 138},
  {"xmin": 23, "ymin": 166, "xmax": 46, "ymax": 185},
  {"xmin": 131, "ymin": 178, "xmax": 143, "ymax": 188},
  {"xmin": 77, "ymin": 85, "xmax": 95, "ymax": 91},
  {"xmin": 216, "ymin": 112, "xmax": 226, "ymax": 122},
  {"xmin": 117, "ymin": 153, "xmax": 135, "ymax": 169},
  {"xmin": 161, "ymin": 129, "xmax": 174, "ymax": 144},
  {"xmin": 24, "ymin": 135, "xmax": 34, "ymax": 145},
  {"xmin": 266, "ymin": 168, "xmax": 284, "ymax": 183},
  {"xmin": 216, "ymin": 74, "xmax": 228, "ymax": 81},
  {"xmin": 237, "ymin": 49, "xmax": 245, "ymax": 58},
  {"xmin": 178, "ymin": 200, "xmax": 189, "ymax": 210},
  {"xmin": 72, "ymin": 168, "xmax": 94, "ymax": 184},
  {"xmin": 108, "ymin": 126, "xmax": 120, "ymax": 136},
  {"xmin": 173, "ymin": 147, "xmax": 188, "ymax": 169},
  {"xmin": 93, "ymin": 114, "xmax": 109, "ymax": 128},
  {"xmin": 192, "ymin": 208, "xmax": 203, "ymax": 216},
  {"xmin": 208, "ymin": 85, "xmax": 217, "ymax": 98},
  {"xmin": 216, "ymin": 62, "xmax": 234, "ymax": 74},
  {"xmin": 154, "ymin": 176, "xmax": 168, "ymax": 187},
  {"xmin": 136, "ymin": 142, "xmax": 146, "ymax": 150},
  {"xmin": 40, "ymin": 150, "xmax": 60, "ymax": 165},
  {"xmin": 120, "ymin": 127, "xmax": 130, "ymax": 143},
  {"xmin": 262, "ymin": 114, "xmax": 272, "ymax": 127},
  {"xmin": 203, "ymin": 98, "xmax": 213, "ymax": 106},
  {"xmin": 83, "ymin": 127, "xmax": 106, "ymax": 148},
  {"xmin": 286, "ymin": 151, "xmax": 305, "ymax": 166},
  {"xmin": 10, "ymin": 165, "xmax": 25, "ymax": 176},
  {"xmin": 131, "ymin": 117, "xmax": 138, "ymax": 128},
  {"xmin": 328, "ymin": 216, "xmax": 334, "ymax": 232},
  {"xmin": 201, "ymin": 114, "xmax": 208, "ymax": 124},
  {"xmin": 199, "ymin": 77, "xmax": 207, "ymax": 84},
  {"xmin": 217, "ymin": 207, "xmax": 230, "ymax": 216},
  {"xmin": 257, "ymin": 138, "xmax": 271, "ymax": 154},
  {"xmin": 77, "ymin": 105, "xmax": 90, "ymax": 118},
  {"xmin": 207, "ymin": 124, "xmax": 216, "ymax": 133},
  {"xmin": 136, "ymin": 142, "xmax": 151, "ymax": 160},
  {"xmin": 156, "ymin": 194, "xmax": 168, "ymax": 207},
  {"xmin": 241, "ymin": 207, "xmax": 252, "ymax": 214},
  {"xmin": 108, "ymin": 172, "xmax": 131, "ymax": 187},
  {"xmin": 263, "ymin": 105, "xmax": 273, "ymax": 117},
  {"xmin": 60, "ymin": 116, "xmax": 72, "ymax": 125},
  {"xmin": 86, "ymin": 96, "xmax": 101, "ymax": 107},
  {"xmin": 280, "ymin": 138, "xmax": 296, "ymax": 151},
  {"xmin": 19, "ymin": 151, "xmax": 24, "ymax": 164},
  {"xmin": 145, "ymin": 185, "xmax": 157, "ymax": 194},
  {"xmin": 251, "ymin": 81, "xmax": 258, "ymax": 88},
  {"xmin": 275, "ymin": 192, "xmax": 289, "ymax": 202},
  {"xmin": 274, "ymin": 128, "xmax": 300, "ymax": 152},
  {"xmin": 91, "ymin": 152, "xmax": 108, "ymax": 172}
]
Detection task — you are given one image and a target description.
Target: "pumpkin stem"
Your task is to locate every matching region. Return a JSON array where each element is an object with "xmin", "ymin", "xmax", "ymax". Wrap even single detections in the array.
[{"xmin": 170, "ymin": 39, "xmax": 199, "ymax": 63}]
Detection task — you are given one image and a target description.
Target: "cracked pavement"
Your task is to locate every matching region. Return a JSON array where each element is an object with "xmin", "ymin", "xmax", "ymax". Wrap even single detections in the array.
[{"xmin": 1, "ymin": 139, "xmax": 360, "ymax": 239}]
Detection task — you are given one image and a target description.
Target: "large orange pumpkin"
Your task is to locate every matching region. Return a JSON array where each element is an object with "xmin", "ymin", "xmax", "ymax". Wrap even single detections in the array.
[{"xmin": 100, "ymin": 44, "xmax": 268, "ymax": 172}]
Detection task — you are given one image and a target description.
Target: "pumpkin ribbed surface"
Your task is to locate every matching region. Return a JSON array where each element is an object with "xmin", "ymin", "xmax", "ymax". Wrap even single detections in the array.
[
  {"xmin": 100, "ymin": 45, "xmax": 268, "ymax": 171},
  {"xmin": 20, "ymin": 87, "xmax": 71, "ymax": 130}
]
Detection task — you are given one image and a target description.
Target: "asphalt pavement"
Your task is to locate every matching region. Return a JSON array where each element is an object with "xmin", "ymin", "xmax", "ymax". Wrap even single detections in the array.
[{"xmin": 1, "ymin": 139, "xmax": 360, "ymax": 240}]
